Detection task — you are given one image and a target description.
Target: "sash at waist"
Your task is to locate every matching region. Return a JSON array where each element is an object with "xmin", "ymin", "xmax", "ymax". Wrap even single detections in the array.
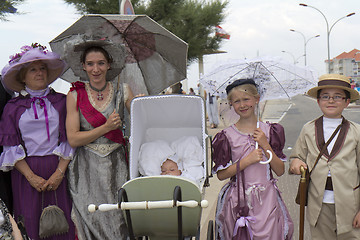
[{"xmin": 84, "ymin": 143, "xmax": 121, "ymax": 157}]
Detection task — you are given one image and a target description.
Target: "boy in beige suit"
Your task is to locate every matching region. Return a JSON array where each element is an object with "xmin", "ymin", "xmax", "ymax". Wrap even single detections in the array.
[{"xmin": 289, "ymin": 74, "xmax": 360, "ymax": 239}]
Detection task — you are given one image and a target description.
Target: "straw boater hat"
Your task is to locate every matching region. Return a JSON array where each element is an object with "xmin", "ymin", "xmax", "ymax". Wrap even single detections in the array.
[
  {"xmin": 1, "ymin": 43, "xmax": 66, "ymax": 93},
  {"xmin": 63, "ymin": 35, "xmax": 126, "ymax": 81},
  {"xmin": 307, "ymin": 74, "xmax": 359, "ymax": 101}
]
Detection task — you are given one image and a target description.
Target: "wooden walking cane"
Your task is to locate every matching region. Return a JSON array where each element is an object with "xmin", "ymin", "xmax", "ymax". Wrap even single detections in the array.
[{"xmin": 299, "ymin": 165, "xmax": 306, "ymax": 240}]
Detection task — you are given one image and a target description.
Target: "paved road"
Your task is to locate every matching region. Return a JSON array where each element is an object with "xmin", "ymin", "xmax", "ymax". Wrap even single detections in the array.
[{"xmin": 200, "ymin": 95, "xmax": 360, "ymax": 239}]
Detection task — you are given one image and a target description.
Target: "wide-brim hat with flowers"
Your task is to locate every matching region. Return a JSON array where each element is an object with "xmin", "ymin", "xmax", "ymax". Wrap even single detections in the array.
[
  {"xmin": 307, "ymin": 73, "xmax": 359, "ymax": 101},
  {"xmin": 1, "ymin": 43, "xmax": 66, "ymax": 93},
  {"xmin": 63, "ymin": 35, "xmax": 126, "ymax": 81}
]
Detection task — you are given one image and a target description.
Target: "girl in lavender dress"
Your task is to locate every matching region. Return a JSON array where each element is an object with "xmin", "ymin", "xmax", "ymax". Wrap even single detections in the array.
[
  {"xmin": 212, "ymin": 79, "xmax": 293, "ymax": 240},
  {"xmin": 0, "ymin": 44, "xmax": 75, "ymax": 240}
]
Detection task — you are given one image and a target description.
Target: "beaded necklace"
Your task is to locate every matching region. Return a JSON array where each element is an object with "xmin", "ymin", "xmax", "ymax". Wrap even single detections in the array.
[{"xmin": 89, "ymin": 81, "xmax": 107, "ymax": 101}]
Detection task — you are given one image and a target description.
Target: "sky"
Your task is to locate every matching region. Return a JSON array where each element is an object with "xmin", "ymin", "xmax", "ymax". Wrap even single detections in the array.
[{"xmin": 1, "ymin": 0, "xmax": 360, "ymax": 93}]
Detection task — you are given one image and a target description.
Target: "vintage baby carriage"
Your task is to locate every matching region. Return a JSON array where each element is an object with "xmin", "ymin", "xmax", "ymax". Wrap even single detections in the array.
[{"xmin": 89, "ymin": 95, "xmax": 214, "ymax": 240}]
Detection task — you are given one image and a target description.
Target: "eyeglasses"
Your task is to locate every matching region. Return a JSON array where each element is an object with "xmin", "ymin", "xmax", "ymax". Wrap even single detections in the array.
[{"xmin": 318, "ymin": 95, "xmax": 346, "ymax": 102}]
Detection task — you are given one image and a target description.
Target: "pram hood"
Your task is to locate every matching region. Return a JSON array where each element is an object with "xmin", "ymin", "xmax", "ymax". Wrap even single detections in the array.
[{"xmin": 129, "ymin": 95, "xmax": 208, "ymax": 189}]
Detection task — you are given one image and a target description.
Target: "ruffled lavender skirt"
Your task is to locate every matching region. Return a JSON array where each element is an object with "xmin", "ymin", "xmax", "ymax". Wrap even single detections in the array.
[{"xmin": 12, "ymin": 155, "xmax": 75, "ymax": 240}]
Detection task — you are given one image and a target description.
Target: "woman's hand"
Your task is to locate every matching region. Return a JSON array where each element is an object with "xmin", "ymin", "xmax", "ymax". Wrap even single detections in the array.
[
  {"xmin": 104, "ymin": 109, "xmax": 122, "ymax": 131},
  {"xmin": 43, "ymin": 158, "xmax": 70, "ymax": 191},
  {"xmin": 15, "ymin": 159, "xmax": 46, "ymax": 192},
  {"xmin": 27, "ymin": 174, "xmax": 47, "ymax": 192},
  {"xmin": 289, "ymin": 158, "xmax": 307, "ymax": 175},
  {"xmin": 43, "ymin": 170, "xmax": 63, "ymax": 191}
]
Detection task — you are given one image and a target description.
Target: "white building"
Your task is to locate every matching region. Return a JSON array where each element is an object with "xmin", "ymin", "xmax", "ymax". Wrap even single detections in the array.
[{"xmin": 327, "ymin": 48, "xmax": 360, "ymax": 85}]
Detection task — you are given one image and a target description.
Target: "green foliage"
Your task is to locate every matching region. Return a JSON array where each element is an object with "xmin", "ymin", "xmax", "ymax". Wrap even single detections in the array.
[
  {"xmin": 0, "ymin": 0, "xmax": 25, "ymax": 21},
  {"xmin": 63, "ymin": 0, "xmax": 120, "ymax": 14},
  {"xmin": 63, "ymin": 0, "xmax": 228, "ymax": 63}
]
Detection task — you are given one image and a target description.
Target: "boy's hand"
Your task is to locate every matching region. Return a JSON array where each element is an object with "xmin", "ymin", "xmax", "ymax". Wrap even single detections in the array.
[
  {"xmin": 289, "ymin": 158, "xmax": 307, "ymax": 175},
  {"xmin": 353, "ymin": 211, "xmax": 360, "ymax": 228}
]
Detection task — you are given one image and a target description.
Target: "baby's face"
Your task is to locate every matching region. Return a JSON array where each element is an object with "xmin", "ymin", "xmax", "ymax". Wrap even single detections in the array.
[{"xmin": 161, "ymin": 159, "xmax": 181, "ymax": 176}]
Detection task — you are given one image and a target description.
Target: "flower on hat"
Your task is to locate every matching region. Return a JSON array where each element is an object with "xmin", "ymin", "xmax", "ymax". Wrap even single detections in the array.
[
  {"xmin": 8, "ymin": 43, "xmax": 48, "ymax": 64},
  {"xmin": 1, "ymin": 43, "xmax": 65, "ymax": 93}
]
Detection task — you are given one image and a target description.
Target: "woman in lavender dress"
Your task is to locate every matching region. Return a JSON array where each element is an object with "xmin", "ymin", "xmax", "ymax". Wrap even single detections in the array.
[
  {"xmin": 212, "ymin": 79, "xmax": 293, "ymax": 240},
  {"xmin": 0, "ymin": 44, "xmax": 75, "ymax": 240}
]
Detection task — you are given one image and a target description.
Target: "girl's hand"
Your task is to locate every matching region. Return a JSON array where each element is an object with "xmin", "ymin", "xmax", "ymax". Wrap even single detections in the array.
[
  {"xmin": 43, "ymin": 170, "xmax": 64, "ymax": 191},
  {"xmin": 246, "ymin": 149, "xmax": 264, "ymax": 165},
  {"xmin": 353, "ymin": 211, "xmax": 360, "ymax": 228},
  {"xmin": 289, "ymin": 158, "xmax": 307, "ymax": 175},
  {"xmin": 27, "ymin": 174, "xmax": 47, "ymax": 192},
  {"xmin": 253, "ymin": 128, "xmax": 269, "ymax": 149},
  {"xmin": 104, "ymin": 109, "xmax": 122, "ymax": 131}
]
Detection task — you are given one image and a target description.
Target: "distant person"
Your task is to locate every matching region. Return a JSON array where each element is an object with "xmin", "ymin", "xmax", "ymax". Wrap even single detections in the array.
[
  {"xmin": 171, "ymin": 82, "xmax": 186, "ymax": 94},
  {"xmin": 188, "ymin": 88, "xmax": 196, "ymax": 95},
  {"xmin": 289, "ymin": 74, "xmax": 360, "ymax": 239},
  {"xmin": 212, "ymin": 79, "xmax": 293, "ymax": 239},
  {"xmin": 205, "ymin": 91, "xmax": 220, "ymax": 128}
]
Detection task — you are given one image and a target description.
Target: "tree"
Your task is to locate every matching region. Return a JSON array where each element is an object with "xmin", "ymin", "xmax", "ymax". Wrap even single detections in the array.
[
  {"xmin": 0, "ymin": 0, "xmax": 25, "ymax": 21},
  {"xmin": 63, "ymin": 0, "xmax": 228, "ymax": 63}
]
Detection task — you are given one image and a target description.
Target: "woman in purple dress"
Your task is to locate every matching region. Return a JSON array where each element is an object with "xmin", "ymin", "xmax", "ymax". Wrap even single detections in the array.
[
  {"xmin": 212, "ymin": 79, "xmax": 293, "ymax": 240},
  {"xmin": 0, "ymin": 44, "xmax": 75, "ymax": 240}
]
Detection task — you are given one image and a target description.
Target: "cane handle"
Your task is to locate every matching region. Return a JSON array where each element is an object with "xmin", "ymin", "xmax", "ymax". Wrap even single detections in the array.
[{"xmin": 300, "ymin": 165, "xmax": 306, "ymax": 178}]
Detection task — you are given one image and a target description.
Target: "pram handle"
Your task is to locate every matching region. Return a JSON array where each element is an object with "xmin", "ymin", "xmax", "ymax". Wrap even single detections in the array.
[{"xmin": 88, "ymin": 200, "xmax": 209, "ymax": 212}]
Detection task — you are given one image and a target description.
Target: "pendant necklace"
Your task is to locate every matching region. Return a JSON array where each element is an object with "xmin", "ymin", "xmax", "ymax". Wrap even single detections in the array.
[{"xmin": 89, "ymin": 82, "xmax": 107, "ymax": 101}]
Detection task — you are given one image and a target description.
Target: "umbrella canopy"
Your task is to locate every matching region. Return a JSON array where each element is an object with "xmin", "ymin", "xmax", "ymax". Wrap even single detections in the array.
[
  {"xmin": 199, "ymin": 56, "xmax": 318, "ymax": 101},
  {"xmin": 49, "ymin": 14, "xmax": 188, "ymax": 95},
  {"xmin": 201, "ymin": 56, "xmax": 318, "ymax": 164}
]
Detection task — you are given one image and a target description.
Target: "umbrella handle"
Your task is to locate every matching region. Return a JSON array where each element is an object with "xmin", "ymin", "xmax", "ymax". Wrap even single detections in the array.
[
  {"xmin": 255, "ymin": 142, "xmax": 273, "ymax": 164},
  {"xmin": 259, "ymin": 150, "xmax": 272, "ymax": 165}
]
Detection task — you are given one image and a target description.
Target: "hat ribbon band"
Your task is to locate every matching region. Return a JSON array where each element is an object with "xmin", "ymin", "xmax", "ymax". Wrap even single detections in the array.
[
  {"xmin": 318, "ymin": 79, "xmax": 351, "ymax": 88},
  {"xmin": 31, "ymin": 97, "xmax": 50, "ymax": 141}
]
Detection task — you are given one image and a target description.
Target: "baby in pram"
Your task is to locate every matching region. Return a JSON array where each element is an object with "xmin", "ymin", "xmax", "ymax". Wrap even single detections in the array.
[{"xmin": 138, "ymin": 136, "xmax": 204, "ymax": 186}]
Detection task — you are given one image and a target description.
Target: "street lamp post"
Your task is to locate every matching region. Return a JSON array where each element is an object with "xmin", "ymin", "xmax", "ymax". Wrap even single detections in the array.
[
  {"xmin": 299, "ymin": 3, "xmax": 355, "ymax": 73},
  {"xmin": 289, "ymin": 29, "xmax": 320, "ymax": 66},
  {"xmin": 281, "ymin": 50, "xmax": 304, "ymax": 65},
  {"xmin": 281, "ymin": 50, "xmax": 296, "ymax": 64}
]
